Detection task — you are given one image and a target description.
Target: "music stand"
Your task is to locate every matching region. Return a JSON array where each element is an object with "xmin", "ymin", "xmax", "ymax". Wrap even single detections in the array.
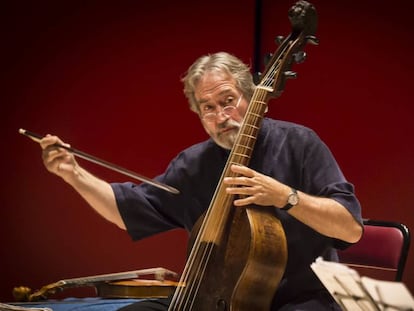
[{"xmin": 311, "ymin": 257, "xmax": 414, "ymax": 311}]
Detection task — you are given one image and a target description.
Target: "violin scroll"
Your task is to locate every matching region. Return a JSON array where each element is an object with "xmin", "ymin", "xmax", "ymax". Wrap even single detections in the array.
[
  {"xmin": 258, "ymin": 0, "xmax": 318, "ymax": 100},
  {"xmin": 13, "ymin": 281, "xmax": 66, "ymax": 302}
]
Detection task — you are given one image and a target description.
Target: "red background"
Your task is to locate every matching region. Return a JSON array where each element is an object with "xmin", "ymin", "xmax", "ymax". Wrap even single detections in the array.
[{"xmin": 1, "ymin": 0, "xmax": 413, "ymax": 302}]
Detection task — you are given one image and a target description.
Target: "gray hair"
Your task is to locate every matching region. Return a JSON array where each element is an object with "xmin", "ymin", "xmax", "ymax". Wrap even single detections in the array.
[{"xmin": 181, "ymin": 52, "xmax": 256, "ymax": 113}]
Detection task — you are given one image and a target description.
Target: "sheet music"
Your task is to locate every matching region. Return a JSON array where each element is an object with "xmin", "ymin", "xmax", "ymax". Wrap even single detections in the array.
[
  {"xmin": 361, "ymin": 277, "xmax": 414, "ymax": 311},
  {"xmin": 311, "ymin": 258, "xmax": 378, "ymax": 310},
  {"xmin": 311, "ymin": 257, "xmax": 414, "ymax": 311}
]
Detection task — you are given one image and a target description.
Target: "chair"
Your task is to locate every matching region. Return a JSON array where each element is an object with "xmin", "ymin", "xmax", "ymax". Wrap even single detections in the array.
[{"xmin": 337, "ymin": 219, "xmax": 411, "ymax": 281}]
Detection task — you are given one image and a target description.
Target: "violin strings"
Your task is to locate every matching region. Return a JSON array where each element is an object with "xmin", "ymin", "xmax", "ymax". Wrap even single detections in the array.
[{"xmin": 169, "ymin": 40, "xmax": 294, "ymax": 310}]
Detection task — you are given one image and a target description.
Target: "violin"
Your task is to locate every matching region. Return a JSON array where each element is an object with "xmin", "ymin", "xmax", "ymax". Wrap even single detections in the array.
[{"xmin": 13, "ymin": 267, "xmax": 179, "ymax": 302}]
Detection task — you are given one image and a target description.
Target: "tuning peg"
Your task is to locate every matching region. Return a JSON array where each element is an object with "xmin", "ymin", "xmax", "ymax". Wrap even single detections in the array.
[
  {"xmin": 264, "ymin": 53, "xmax": 273, "ymax": 66},
  {"xmin": 275, "ymin": 36, "xmax": 284, "ymax": 45},
  {"xmin": 284, "ymin": 71, "xmax": 297, "ymax": 79},
  {"xmin": 293, "ymin": 51, "xmax": 306, "ymax": 64},
  {"xmin": 306, "ymin": 35, "xmax": 319, "ymax": 45},
  {"xmin": 253, "ymin": 72, "xmax": 262, "ymax": 85}
]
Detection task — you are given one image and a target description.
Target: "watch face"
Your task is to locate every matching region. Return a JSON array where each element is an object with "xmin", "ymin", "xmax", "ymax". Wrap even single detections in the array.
[{"xmin": 288, "ymin": 193, "xmax": 299, "ymax": 205}]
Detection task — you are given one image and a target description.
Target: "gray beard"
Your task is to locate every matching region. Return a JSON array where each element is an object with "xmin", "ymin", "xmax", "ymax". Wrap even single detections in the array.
[
  {"xmin": 213, "ymin": 131, "xmax": 238, "ymax": 150},
  {"xmin": 212, "ymin": 119, "xmax": 241, "ymax": 150}
]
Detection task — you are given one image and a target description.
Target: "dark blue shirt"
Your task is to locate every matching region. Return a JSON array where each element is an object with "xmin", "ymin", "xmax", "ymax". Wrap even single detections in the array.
[{"xmin": 112, "ymin": 118, "xmax": 362, "ymax": 307}]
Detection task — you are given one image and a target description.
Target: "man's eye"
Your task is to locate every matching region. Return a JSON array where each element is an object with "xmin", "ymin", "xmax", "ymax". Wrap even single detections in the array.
[
  {"xmin": 225, "ymin": 97, "xmax": 235, "ymax": 105},
  {"xmin": 202, "ymin": 105, "xmax": 214, "ymax": 112}
]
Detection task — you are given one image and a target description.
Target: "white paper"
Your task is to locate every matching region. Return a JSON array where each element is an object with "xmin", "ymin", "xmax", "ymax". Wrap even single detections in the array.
[
  {"xmin": 311, "ymin": 257, "xmax": 414, "ymax": 311},
  {"xmin": 361, "ymin": 277, "xmax": 414, "ymax": 310}
]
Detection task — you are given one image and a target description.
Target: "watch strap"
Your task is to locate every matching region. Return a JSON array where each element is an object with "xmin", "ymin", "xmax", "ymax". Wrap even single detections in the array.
[{"xmin": 281, "ymin": 202, "xmax": 294, "ymax": 211}]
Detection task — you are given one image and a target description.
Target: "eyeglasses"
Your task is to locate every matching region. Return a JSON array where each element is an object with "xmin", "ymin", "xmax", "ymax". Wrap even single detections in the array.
[{"xmin": 200, "ymin": 94, "xmax": 243, "ymax": 123}]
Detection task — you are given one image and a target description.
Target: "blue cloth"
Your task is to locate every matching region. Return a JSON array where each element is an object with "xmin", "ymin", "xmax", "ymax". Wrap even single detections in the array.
[
  {"xmin": 111, "ymin": 118, "xmax": 363, "ymax": 309},
  {"xmin": 12, "ymin": 298, "xmax": 141, "ymax": 311}
]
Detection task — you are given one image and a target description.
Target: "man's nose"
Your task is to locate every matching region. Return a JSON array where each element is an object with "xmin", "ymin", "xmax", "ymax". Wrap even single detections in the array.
[{"xmin": 215, "ymin": 109, "xmax": 230, "ymax": 122}]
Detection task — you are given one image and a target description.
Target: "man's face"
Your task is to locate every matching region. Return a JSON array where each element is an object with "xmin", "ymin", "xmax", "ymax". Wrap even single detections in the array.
[{"xmin": 194, "ymin": 70, "xmax": 248, "ymax": 149}]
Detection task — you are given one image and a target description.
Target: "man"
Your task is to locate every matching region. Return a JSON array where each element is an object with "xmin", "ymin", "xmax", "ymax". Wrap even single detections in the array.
[{"xmin": 40, "ymin": 52, "xmax": 363, "ymax": 310}]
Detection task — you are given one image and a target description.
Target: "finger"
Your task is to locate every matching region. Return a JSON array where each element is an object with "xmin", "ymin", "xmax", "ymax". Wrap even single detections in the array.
[
  {"xmin": 226, "ymin": 185, "xmax": 256, "ymax": 195},
  {"xmin": 230, "ymin": 164, "xmax": 255, "ymax": 177},
  {"xmin": 223, "ymin": 176, "xmax": 254, "ymax": 186},
  {"xmin": 45, "ymin": 155, "xmax": 73, "ymax": 175},
  {"xmin": 39, "ymin": 135, "xmax": 70, "ymax": 150},
  {"xmin": 232, "ymin": 196, "xmax": 256, "ymax": 207},
  {"xmin": 39, "ymin": 135, "xmax": 58, "ymax": 149},
  {"xmin": 42, "ymin": 147, "xmax": 69, "ymax": 163}
]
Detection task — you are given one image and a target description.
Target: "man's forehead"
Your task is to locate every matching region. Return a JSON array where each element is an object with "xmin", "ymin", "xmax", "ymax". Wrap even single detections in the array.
[
  {"xmin": 195, "ymin": 72, "xmax": 237, "ymax": 103},
  {"xmin": 197, "ymin": 89, "xmax": 236, "ymax": 103}
]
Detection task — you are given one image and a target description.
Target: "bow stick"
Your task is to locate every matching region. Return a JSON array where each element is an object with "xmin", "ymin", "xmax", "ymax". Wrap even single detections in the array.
[{"xmin": 19, "ymin": 128, "xmax": 180, "ymax": 194}]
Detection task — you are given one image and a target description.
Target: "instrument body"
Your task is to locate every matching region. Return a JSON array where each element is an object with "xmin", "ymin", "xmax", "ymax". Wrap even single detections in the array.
[
  {"xmin": 183, "ymin": 207, "xmax": 287, "ymax": 310},
  {"xmin": 169, "ymin": 1, "xmax": 318, "ymax": 310},
  {"xmin": 96, "ymin": 279, "xmax": 179, "ymax": 299}
]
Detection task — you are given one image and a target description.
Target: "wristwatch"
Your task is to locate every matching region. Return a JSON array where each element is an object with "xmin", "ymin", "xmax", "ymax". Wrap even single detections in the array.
[{"xmin": 281, "ymin": 188, "xmax": 299, "ymax": 211}]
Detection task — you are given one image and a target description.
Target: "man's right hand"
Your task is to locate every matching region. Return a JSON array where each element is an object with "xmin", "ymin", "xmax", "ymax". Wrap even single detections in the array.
[{"xmin": 40, "ymin": 135, "xmax": 79, "ymax": 183}]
